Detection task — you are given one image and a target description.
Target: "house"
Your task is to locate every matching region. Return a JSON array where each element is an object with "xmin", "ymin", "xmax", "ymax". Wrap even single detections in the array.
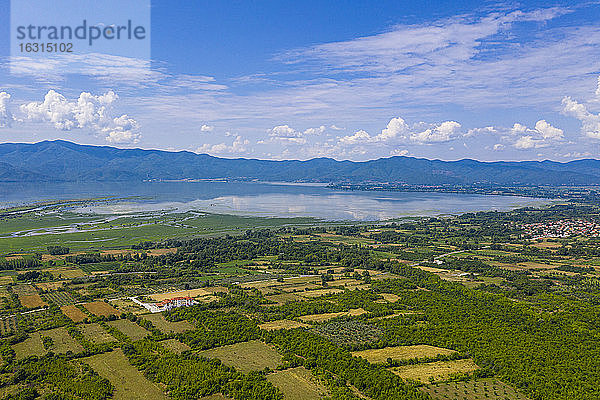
[{"xmin": 130, "ymin": 296, "xmax": 197, "ymax": 313}]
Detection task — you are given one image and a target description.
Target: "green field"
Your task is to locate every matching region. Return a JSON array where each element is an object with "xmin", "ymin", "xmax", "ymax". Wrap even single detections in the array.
[
  {"xmin": 266, "ymin": 367, "xmax": 328, "ymax": 400},
  {"xmin": 197, "ymin": 340, "xmax": 283, "ymax": 373}
]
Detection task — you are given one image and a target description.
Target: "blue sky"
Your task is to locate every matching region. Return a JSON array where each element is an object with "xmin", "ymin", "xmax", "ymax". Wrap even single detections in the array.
[{"xmin": 0, "ymin": 0, "xmax": 599, "ymax": 161}]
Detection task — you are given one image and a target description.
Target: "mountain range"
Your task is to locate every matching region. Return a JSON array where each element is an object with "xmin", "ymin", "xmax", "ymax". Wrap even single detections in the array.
[{"xmin": 1, "ymin": 140, "xmax": 599, "ymax": 186}]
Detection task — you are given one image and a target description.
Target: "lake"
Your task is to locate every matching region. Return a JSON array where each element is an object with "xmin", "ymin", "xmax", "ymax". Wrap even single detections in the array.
[{"xmin": 1, "ymin": 181, "xmax": 552, "ymax": 221}]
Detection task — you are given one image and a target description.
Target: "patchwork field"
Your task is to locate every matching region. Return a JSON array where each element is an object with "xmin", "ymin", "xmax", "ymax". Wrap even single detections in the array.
[
  {"xmin": 352, "ymin": 345, "xmax": 457, "ymax": 363},
  {"xmin": 197, "ymin": 340, "xmax": 282, "ymax": 373},
  {"xmin": 141, "ymin": 313, "xmax": 194, "ymax": 333},
  {"xmin": 0, "ymin": 316, "xmax": 17, "ymax": 337},
  {"xmin": 61, "ymin": 305, "xmax": 88, "ymax": 322},
  {"xmin": 379, "ymin": 293, "xmax": 400, "ymax": 302},
  {"xmin": 259, "ymin": 319, "xmax": 310, "ymax": 331},
  {"xmin": 299, "ymin": 308, "xmax": 367, "ymax": 323},
  {"xmin": 266, "ymin": 367, "xmax": 328, "ymax": 400},
  {"xmin": 265, "ymin": 293, "xmax": 306, "ymax": 305},
  {"xmin": 46, "ymin": 291, "xmax": 77, "ymax": 306},
  {"xmin": 43, "ymin": 267, "xmax": 86, "ymax": 279},
  {"xmin": 80, "ymin": 323, "xmax": 116, "ymax": 344},
  {"xmin": 84, "ymin": 301, "xmax": 120, "ymax": 317},
  {"xmin": 422, "ymin": 378, "xmax": 530, "ymax": 400},
  {"xmin": 84, "ymin": 349, "xmax": 168, "ymax": 400},
  {"xmin": 13, "ymin": 332, "xmax": 46, "ymax": 359},
  {"xmin": 298, "ymin": 288, "xmax": 344, "ymax": 298},
  {"xmin": 390, "ymin": 359, "xmax": 479, "ymax": 383},
  {"xmin": 40, "ymin": 327, "xmax": 84, "ymax": 354},
  {"xmin": 18, "ymin": 294, "xmax": 47, "ymax": 308},
  {"xmin": 107, "ymin": 319, "xmax": 149, "ymax": 340},
  {"xmin": 161, "ymin": 338, "xmax": 191, "ymax": 354},
  {"xmin": 148, "ymin": 288, "xmax": 212, "ymax": 301}
]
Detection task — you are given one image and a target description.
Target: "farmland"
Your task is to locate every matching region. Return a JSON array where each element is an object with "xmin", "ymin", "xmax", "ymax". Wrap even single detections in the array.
[{"xmin": 0, "ymin": 201, "xmax": 598, "ymax": 399}]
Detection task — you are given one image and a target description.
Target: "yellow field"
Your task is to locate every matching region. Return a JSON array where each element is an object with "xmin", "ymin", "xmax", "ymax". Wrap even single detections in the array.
[
  {"xmin": 141, "ymin": 313, "xmax": 194, "ymax": 333},
  {"xmin": 80, "ymin": 323, "xmax": 116, "ymax": 344},
  {"xmin": 161, "ymin": 338, "xmax": 191, "ymax": 354},
  {"xmin": 421, "ymin": 378, "xmax": 530, "ymax": 400},
  {"xmin": 379, "ymin": 293, "xmax": 400, "ymax": 302},
  {"xmin": 84, "ymin": 349, "xmax": 167, "ymax": 400},
  {"xmin": 390, "ymin": 359, "xmax": 479, "ymax": 383},
  {"xmin": 0, "ymin": 276, "xmax": 13, "ymax": 285},
  {"xmin": 259, "ymin": 320, "xmax": 310, "ymax": 331},
  {"xmin": 352, "ymin": 345, "xmax": 456, "ymax": 363},
  {"xmin": 265, "ymin": 293, "xmax": 306, "ymax": 305},
  {"xmin": 299, "ymin": 308, "xmax": 367, "ymax": 323},
  {"xmin": 19, "ymin": 294, "xmax": 47, "ymax": 308},
  {"xmin": 267, "ymin": 367, "xmax": 328, "ymax": 400},
  {"xmin": 34, "ymin": 281, "xmax": 64, "ymax": 291},
  {"xmin": 107, "ymin": 319, "xmax": 149, "ymax": 340},
  {"xmin": 84, "ymin": 301, "xmax": 120, "ymax": 317},
  {"xmin": 297, "ymin": 288, "xmax": 344, "ymax": 298},
  {"xmin": 43, "ymin": 267, "xmax": 86, "ymax": 279},
  {"xmin": 197, "ymin": 340, "xmax": 283, "ymax": 373},
  {"xmin": 61, "ymin": 305, "xmax": 88, "ymax": 322}
]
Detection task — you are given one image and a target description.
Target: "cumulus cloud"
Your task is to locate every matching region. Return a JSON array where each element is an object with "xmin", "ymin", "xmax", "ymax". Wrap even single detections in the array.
[
  {"xmin": 410, "ymin": 121, "xmax": 461, "ymax": 144},
  {"xmin": 376, "ymin": 117, "xmax": 409, "ymax": 141},
  {"xmin": 562, "ymin": 96, "xmax": 600, "ymax": 139},
  {"xmin": 493, "ymin": 143, "xmax": 505, "ymax": 151},
  {"xmin": 200, "ymin": 124, "xmax": 214, "ymax": 132},
  {"xmin": 505, "ymin": 120, "xmax": 563, "ymax": 149},
  {"xmin": 196, "ymin": 135, "xmax": 249, "ymax": 155},
  {"xmin": 267, "ymin": 124, "xmax": 326, "ymax": 144},
  {"xmin": 0, "ymin": 92, "xmax": 13, "ymax": 128},
  {"xmin": 339, "ymin": 130, "xmax": 371, "ymax": 145},
  {"xmin": 19, "ymin": 90, "xmax": 141, "ymax": 143}
]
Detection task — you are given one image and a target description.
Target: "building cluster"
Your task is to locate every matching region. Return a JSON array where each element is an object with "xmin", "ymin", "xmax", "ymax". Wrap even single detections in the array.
[
  {"xmin": 130, "ymin": 296, "xmax": 197, "ymax": 313},
  {"xmin": 519, "ymin": 219, "xmax": 600, "ymax": 238}
]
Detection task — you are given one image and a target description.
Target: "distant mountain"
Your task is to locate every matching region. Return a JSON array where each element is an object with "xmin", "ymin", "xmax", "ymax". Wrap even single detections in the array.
[{"xmin": 1, "ymin": 140, "xmax": 600, "ymax": 186}]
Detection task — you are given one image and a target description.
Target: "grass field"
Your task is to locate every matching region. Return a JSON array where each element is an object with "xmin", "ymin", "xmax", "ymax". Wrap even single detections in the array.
[
  {"xmin": 265, "ymin": 293, "xmax": 306, "ymax": 305},
  {"xmin": 379, "ymin": 293, "xmax": 401, "ymax": 302},
  {"xmin": 352, "ymin": 345, "xmax": 456, "ymax": 363},
  {"xmin": 266, "ymin": 367, "xmax": 328, "ymax": 400},
  {"xmin": 148, "ymin": 288, "xmax": 212, "ymax": 301},
  {"xmin": 141, "ymin": 313, "xmax": 194, "ymax": 333},
  {"xmin": 43, "ymin": 266, "xmax": 86, "ymax": 279},
  {"xmin": 197, "ymin": 340, "xmax": 283, "ymax": 373},
  {"xmin": 259, "ymin": 320, "xmax": 310, "ymax": 331},
  {"xmin": 390, "ymin": 359, "xmax": 479, "ymax": 383},
  {"xmin": 80, "ymin": 323, "xmax": 116, "ymax": 344},
  {"xmin": 61, "ymin": 305, "xmax": 88, "ymax": 322},
  {"xmin": 13, "ymin": 332, "xmax": 46, "ymax": 359},
  {"xmin": 298, "ymin": 288, "xmax": 344, "ymax": 298},
  {"xmin": 84, "ymin": 348, "xmax": 168, "ymax": 400},
  {"xmin": 107, "ymin": 319, "xmax": 149, "ymax": 340},
  {"xmin": 422, "ymin": 378, "xmax": 530, "ymax": 400},
  {"xmin": 84, "ymin": 301, "xmax": 120, "ymax": 317},
  {"xmin": 18, "ymin": 294, "xmax": 48, "ymax": 308},
  {"xmin": 0, "ymin": 316, "xmax": 17, "ymax": 337},
  {"xmin": 161, "ymin": 338, "xmax": 192, "ymax": 354},
  {"xmin": 299, "ymin": 308, "xmax": 367, "ymax": 323},
  {"xmin": 41, "ymin": 327, "xmax": 84, "ymax": 354}
]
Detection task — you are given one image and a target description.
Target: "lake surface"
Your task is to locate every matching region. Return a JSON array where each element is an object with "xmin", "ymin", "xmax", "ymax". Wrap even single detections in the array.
[{"xmin": 1, "ymin": 181, "xmax": 552, "ymax": 221}]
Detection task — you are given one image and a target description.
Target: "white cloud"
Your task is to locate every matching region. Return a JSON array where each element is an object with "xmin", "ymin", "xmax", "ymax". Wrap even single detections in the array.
[
  {"xmin": 562, "ymin": 96, "xmax": 600, "ymax": 139},
  {"xmin": 267, "ymin": 124, "xmax": 327, "ymax": 144},
  {"xmin": 19, "ymin": 90, "xmax": 141, "ymax": 143},
  {"xmin": 303, "ymin": 125, "xmax": 326, "ymax": 135},
  {"xmin": 493, "ymin": 143, "xmax": 505, "ymax": 151},
  {"xmin": 390, "ymin": 149, "xmax": 409, "ymax": 156},
  {"xmin": 376, "ymin": 117, "xmax": 409, "ymax": 141},
  {"xmin": 514, "ymin": 136, "xmax": 545, "ymax": 149},
  {"xmin": 410, "ymin": 121, "xmax": 461, "ymax": 144},
  {"xmin": 510, "ymin": 123, "xmax": 528, "ymax": 135},
  {"xmin": 596, "ymin": 76, "xmax": 600, "ymax": 98},
  {"xmin": 196, "ymin": 135, "xmax": 249, "ymax": 155},
  {"xmin": 465, "ymin": 126, "xmax": 497, "ymax": 137},
  {"xmin": 339, "ymin": 130, "xmax": 371, "ymax": 145},
  {"xmin": 534, "ymin": 119, "xmax": 563, "ymax": 140},
  {"xmin": 0, "ymin": 92, "xmax": 13, "ymax": 128},
  {"xmin": 200, "ymin": 124, "xmax": 214, "ymax": 132},
  {"xmin": 506, "ymin": 120, "xmax": 563, "ymax": 149},
  {"xmin": 330, "ymin": 124, "xmax": 344, "ymax": 130}
]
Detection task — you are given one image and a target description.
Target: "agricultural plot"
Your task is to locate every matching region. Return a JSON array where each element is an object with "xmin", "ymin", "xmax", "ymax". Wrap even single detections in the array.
[
  {"xmin": 18, "ymin": 294, "xmax": 48, "ymax": 308},
  {"xmin": 298, "ymin": 288, "xmax": 344, "ymax": 298},
  {"xmin": 299, "ymin": 308, "xmax": 367, "ymax": 323},
  {"xmin": 46, "ymin": 291, "xmax": 77, "ymax": 306},
  {"xmin": 422, "ymin": 378, "xmax": 530, "ymax": 400},
  {"xmin": 107, "ymin": 319, "xmax": 149, "ymax": 340},
  {"xmin": 80, "ymin": 323, "xmax": 116, "ymax": 344},
  {"xmin": 148, "ymin": 288, "xmax": 212, "ymax": 301},
  {"xmin": 43, "ymin": 267, "xmax": 85, "ymax": 279},
  {"xmin": 0, "ymin": 316, "xmax": 17, "ymax": 337},
  {"xmin": 41, "ymin": 327, "xmax": 84, "ymax": 354},
  {"xmin": 379, "ymin": 293, "xmax": 400, "ymax": 303},
  {"xmin": 259, "ymin": 320, "xmax": 310, "ymax": 331},
  {"xmin": 13, "ymin": 284, "xmax": 37, "ymax": 295},
  {"xmin": 84, "ymin": 301, "xmax": 120, "ymax": 317},
  {"xmin": 84, "ymin": 348, "xmax": 168, "ymax": 400},
  {"xmin": 352, "ymin": 345, "xmax": 456, "ymax": 364},
  {"xmin": 197, "ymin": 340, "xmax": 283, "ymax": 373},
  {"xmin": 390, "ymin": 359, "xmax": 479, "ymax": 383},
  {"xmin": 266, "ymin": 367, "xmax": 328, "ymax": 400},
  {"xmin": 13, "ymin": 332, "xmax": 46, "ymax": 359},
  {"xmin": 265, "ymin": 293, "xmax": 306, "ymax": 305},
  {"xmin": 160, "ymin": 338, "xmax": 191, "ymax": 354},
  {"xmin": 111, "ymin": 298, "xmax": 147, "ymax": 314},
  {"xmin": 61, "ymin": 305, "xmax": 87, "ymax": 322},
  {"xmin": 141, "ymin": 313, "xmax": 194, "ymax": 333}
]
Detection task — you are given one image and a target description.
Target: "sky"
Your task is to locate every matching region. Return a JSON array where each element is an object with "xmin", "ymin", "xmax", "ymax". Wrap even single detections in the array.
[{"xmin": 0, "ymin": 0, "xmax": 599, "ymax": 161}]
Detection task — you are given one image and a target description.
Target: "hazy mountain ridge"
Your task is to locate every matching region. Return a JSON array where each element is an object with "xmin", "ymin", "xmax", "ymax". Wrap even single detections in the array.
[{"xmin": 1, "ymin": 140, "xmax": 600, "ymax": 185}]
